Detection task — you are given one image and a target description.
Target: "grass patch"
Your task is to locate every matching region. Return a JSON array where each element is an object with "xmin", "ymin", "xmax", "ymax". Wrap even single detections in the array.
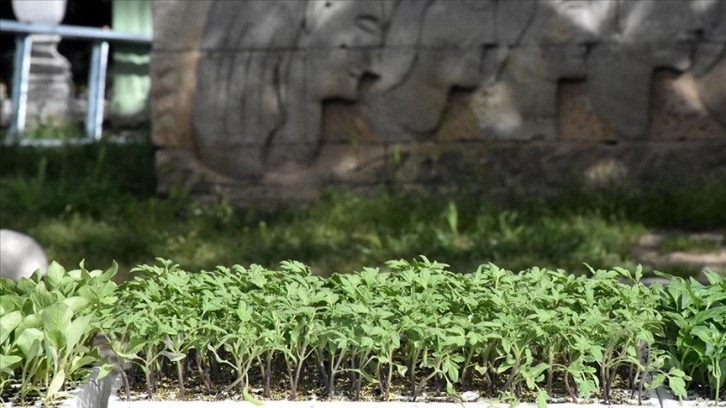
[
  {"xmin": 1, "ymin": 142, "xmax": 724, "ymax": 281},
  {"xmin": 658, "ymin": 234, "xmax": 723, "ymax": 254}
]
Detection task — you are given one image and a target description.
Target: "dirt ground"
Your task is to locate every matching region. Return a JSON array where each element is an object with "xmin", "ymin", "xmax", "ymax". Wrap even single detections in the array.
[{"xmin": 633, "ymin": 230, "xmax": 726, "ymax": 279}]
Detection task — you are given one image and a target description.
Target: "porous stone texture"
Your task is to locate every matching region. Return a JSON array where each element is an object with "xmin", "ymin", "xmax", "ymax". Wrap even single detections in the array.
[{"xmin": 150, "ymin": 0, "xmax": 726, "ymax": 205}]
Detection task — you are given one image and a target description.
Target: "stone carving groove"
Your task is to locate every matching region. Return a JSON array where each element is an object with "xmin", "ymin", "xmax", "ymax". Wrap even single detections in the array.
[
  {"xmin": 191, "ymin": 0, "xmax": 385, "ymax": 180},
  {"xmin": 150, "ymin": 0, "xmax": 726, "ymax": 203}
]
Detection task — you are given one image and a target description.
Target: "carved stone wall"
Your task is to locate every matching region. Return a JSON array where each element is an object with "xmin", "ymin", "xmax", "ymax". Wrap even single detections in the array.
[{"xmin": 151, "ymin": 0, "xmax": 726, "ymax": 204}]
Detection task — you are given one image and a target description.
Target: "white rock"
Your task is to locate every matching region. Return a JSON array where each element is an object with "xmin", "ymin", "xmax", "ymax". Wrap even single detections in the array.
[
  {"xmin": 460, "ymin": 391, "xmax": 480, "ymax": 402},
  {"xmin": 0, "ymin": 229, "xmax": 48, "ymax": 281}
]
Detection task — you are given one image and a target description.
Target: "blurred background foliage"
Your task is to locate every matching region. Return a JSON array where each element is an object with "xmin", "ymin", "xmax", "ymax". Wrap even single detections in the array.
[{"xmin": 1, "ymin": 141, "xmax": 724, "ymax": 281}]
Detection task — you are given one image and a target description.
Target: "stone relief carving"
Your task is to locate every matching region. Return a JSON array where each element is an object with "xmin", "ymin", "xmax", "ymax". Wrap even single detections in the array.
[
  {"xmin": 192, "ymin": 0, "xmax": 384, "ymax": 179},
  {"xmin": 359, "ymin": 0, "xmax": 496, "ymax": 140},
  {"xmin": 154, "ymin": 0, "xmax": 725, "ymax": 192}
]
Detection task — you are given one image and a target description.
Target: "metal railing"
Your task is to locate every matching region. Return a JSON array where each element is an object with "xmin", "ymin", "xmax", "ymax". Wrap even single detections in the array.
[{"xmin": 0, "ymin": 19, "xmax": 152, "ymax": 143}]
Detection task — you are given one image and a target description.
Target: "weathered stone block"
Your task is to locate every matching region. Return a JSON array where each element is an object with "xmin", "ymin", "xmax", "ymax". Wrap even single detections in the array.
[
  {"xmin": 691, "ymin": 43, "xmax": 726, "ymax": 77},
  {"xmin": 697, "ymin": 0, "xmax": 726, "ymax": 41},
  {"xmin": 649, "ymin": 70, "xmax": 725, "ymax": 140},
  {"xmin": 387, "ymin": 141, "xmax": 726, "ymax": 196},
  {"xmin": 559, "ymin": 80, "xmax": 618, "ymax": 141},
  {"xmin": 151, "ymin": 0, "xmax": 212, "ymax": 51},
  {"xmin": 587, "ymin": 44, "xmax": 653, "ymax": 139},
  {"xmin": 435, "ymin": 90, "xmax": 480, "ymax": 142},
  {"xmin": 494, "ymin": 0, "xmax": 536, "ymax": 45},
  {"xmin": 616, "ymin": 0, "xmax": 699, "ymax": 43},
  {"xmin": 321, "ymin": 101, "xmax": 377, "ymax": 144},
  {"xmin": 151, "ymin": 0, "xmax": 726, "ymax": 205},
  {"xmin": 694, "ymin": 53, "xmax": 726, "ymax": 128},
  {"xmin": 522, "ymin": 0, "xmax": 616, "ymax": 44},
  {"xmin": 150, "ymin": 50, "xmax": 199, "ymax": 148}
]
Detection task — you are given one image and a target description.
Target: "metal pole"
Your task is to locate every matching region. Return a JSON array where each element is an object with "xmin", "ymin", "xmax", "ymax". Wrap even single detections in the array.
[
  {"xmin": 86, "ymin": 40, "xmax": 109, "ymax": 140},
  {"xmin": 1, "ymin": 19, "xmax": 151, "ymax": 144},
  {"xmin": 0, "ymin": 19, "xmax": 152, "ymax": 44},
  {"xmin": 10, "ymin": 34, "xmax": 33, "ymax": 138}
]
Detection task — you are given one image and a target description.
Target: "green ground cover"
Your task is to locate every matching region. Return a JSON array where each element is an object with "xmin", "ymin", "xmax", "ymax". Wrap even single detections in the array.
[{"xmin": 1, "ymin": 142, "xmax": 725, "ymax": 280}]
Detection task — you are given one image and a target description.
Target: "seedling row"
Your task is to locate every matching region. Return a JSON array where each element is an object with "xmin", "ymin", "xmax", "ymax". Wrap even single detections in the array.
[{"xmin": 1, "ymin": 258, "xmax": 724, "ymax": 406}]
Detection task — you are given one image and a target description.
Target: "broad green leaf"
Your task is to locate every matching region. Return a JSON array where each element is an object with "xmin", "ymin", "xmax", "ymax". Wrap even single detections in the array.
[
  {"xmin": 45, "ymin": 328, "xmax": 66, "ymax": 354},
  {"xmin": 501, "ymin": 338, "xmax": 511, "ymax": 354},
  {"xmin": 692, "ymin": 306, "xmax": 726, "ymax": 325},
  {"xmin": 0, "ymin": 354, "xmax": 22, "ymax": 371},
  {"xmin": 69, "ymin": 355, "xmax": 98, "ymax": 374},
  {"xmin": 42, "ymin": 302, "xmax": 73, "ymax": 331},
  {"xmin": 65, "ymin": 315, "xmax": 92, "ymax": 351},
  {"xmin": 45, "ymin": 262, "xmax": 66, "ymax": 290},
  {"xmin": 359, "ymin": 336, "xmax": 374, "ymax": 349},
  {"xmin": 67, "ymin": 268, "xmax": 82, "ymax": 280},
  {"xmin": 0, "ymin": 311, "xmax": 22, "ymax": 344},
  {"xmin": 123, "ymin": 337, "xmax": 148, "ymax": 354},
  {"xmin": 577, "ymin": 377, "xmax": 598, "ymax": 399},
  {"xmin": 530, "ymin": 362, "xmax": 550, "ymax": 377},
  {"xmin": 647, "ymin": 373, "xmax": 666, "ymax": 389},
  {"xmin": 537, "ymin": 389, "xmax": 549, "ymax": 408},
  {"xmin": 94, "ymin": 363, "xmax": 117, "ymax": 381},
  {"xmin": 668, "ymin": 375, "xmax": 687, "ymax": 399},
  {"xmin": 77, "ymin": 286, "xmax": 99, "ymax": 305},
  {"xmin": 691, "ymin": 325, "xmax": 715, "ymax": 345},
  {"xmin": 109, "ymin": 344, "xmax": 140, "ymax": 361},
  {"xmin": 0, "ymin": 295, "xmax": 16, "ymax": 316},
  {"xmin": 98, "ymin": 283, "xmax": 118, "ymax": 304},
  {"xmin": 589, "ymin": 344, "xmax": 604, "ymax": 362},
  {"xmin": 46, "ymin": 369, "xmax": 65, "ymax": 399},
  {"xmin": 444, "ymin": 335, "xmax": 467, "ymax": 348},
  {"xmin": 280, "ymin": 260, "xmax": 309, "ymax": 275},
  {"xmin": 99, "ymin": 261, "xmax": 119, "ymax": 282},
  {"xmin": 162, "ymin": 335, "xmax": 176, "ymax": 349},
  {"xmin": 445, "ymin": 359, "xmax": 460, "ymax": 383},
  {"xmin": 668, "ymin": 367, "xmax": 687, "ymax": 378},
  {"xmin": 16, "ymin": 328, "xmax": 43, "ymax": 359},
  {"xmin": 160, "ymin": 350, "xmax": 186, "ymax": 362},
  {"xmin": 63, "ymin": 296, "xmax": 91, "ymax": 313},
  {"xmin": 664, "ymin": 311, "xmax": 689, "ymax": 329},
  {"xmin": 701, "ymin": 270, "xmax": 723, "ymax": 285},
  {"xmin": 31, "ymin": 282, "xmax": 56, "ymax": 310},
  {"xmin": 497, "ymin": 359, "xmax": 514, "ymax": 374},
  {"xmin": 16, "ymin": 278, "xmax": 36, "ymax": 295}
]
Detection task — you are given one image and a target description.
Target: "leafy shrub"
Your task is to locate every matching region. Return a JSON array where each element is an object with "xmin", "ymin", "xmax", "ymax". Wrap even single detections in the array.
[
  {"xmin": 5, "ymin": 259, "xmax": 724, "ymax": 405},
  {"xmin": 99, "ymin": 258, "xmax": 716, "ymax": 404},
  {"xmin": 653, "ymin": 271, "xmax": 726, "ymax": 402},
  {"xmin": 0, "ymin": 262, "xmax": 118, "ymax": 406}
]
